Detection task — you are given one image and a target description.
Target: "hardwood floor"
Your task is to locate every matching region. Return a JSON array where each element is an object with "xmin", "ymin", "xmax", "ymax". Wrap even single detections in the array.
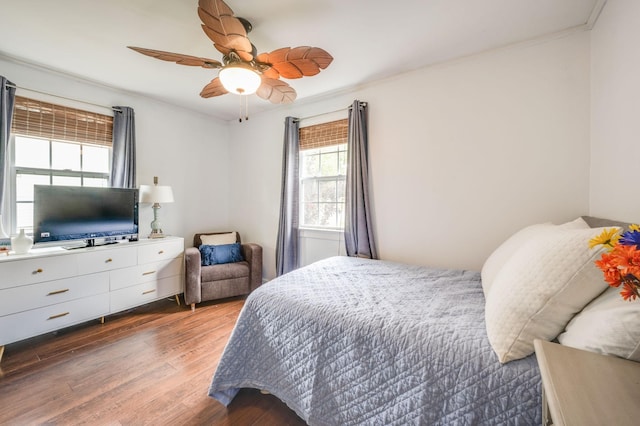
[{"xmin": 0, "ymin": 296, "xmax": 307, "ymax": 425}]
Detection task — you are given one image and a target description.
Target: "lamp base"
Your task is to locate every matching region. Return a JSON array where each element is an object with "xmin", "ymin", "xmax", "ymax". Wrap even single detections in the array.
[{"xmin": 148, "ymin": 229, "xmax": 166, "ymax": 239}]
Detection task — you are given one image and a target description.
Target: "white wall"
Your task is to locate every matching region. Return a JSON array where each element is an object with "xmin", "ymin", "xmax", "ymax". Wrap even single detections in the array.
[
  {"xmin": 0, "ymin": 27, "xmax": 595, "ymax": 280},
  {"xmin": 590, "ymin": 0, "xmax": 640, "ymax": 223},
  {"xmin": 0, "ymin": 56, "xmax": 231, "ymax": 246},
  {"xmin": 229, "ymin": 30, "xmax": 592, "ymax": 278}
]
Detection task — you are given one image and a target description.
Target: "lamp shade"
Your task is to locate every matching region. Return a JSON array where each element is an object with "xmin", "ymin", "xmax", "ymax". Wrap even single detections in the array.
[
  {"xmin": 219, "ymin": 63, "xmax": 262, "ymax": 95},
  {"xmin": 139, "ymin": 185, "xmax": 174, "ymax": 204}
]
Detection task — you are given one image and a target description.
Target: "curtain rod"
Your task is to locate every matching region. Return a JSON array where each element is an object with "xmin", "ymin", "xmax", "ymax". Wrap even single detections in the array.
[
  {"xmin": 5, "ymin": 83, "xmax": 122, "ymax": 113},
  {"xmin": 298, "ymin": 101, "xmax": 367, "ymax": 123},
  {"xmin": 298, "ymin": 107, "xmax": 347, "ymax": 123}
]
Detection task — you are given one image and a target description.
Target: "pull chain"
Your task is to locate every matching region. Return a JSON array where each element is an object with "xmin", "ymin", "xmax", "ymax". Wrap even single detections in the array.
[{"xmin": 238, "ymin": 95, "xmax": 250, "ymax": 123}]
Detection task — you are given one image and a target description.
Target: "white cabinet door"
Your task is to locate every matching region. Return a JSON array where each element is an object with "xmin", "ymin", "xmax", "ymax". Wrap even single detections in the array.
[
  {"xmin": 76, "ymin": 246, "xmax": 137, "ymax": 275},
  {"xmin": 0, "ymin": 272, "xmax": 109, "ymax": 316},
  {"xmin": 110, "ymin": 276, "xmax": 182, "ymax": 313},
  {"xmin": 0, "ymin": 293, "xmax": 110, "ymax": 345},
  {"xmin": 109, "ymin": 257, "xmax": 183, "ymax": 291},
  {"xmin": 0, "ymin": 255, "xmax": 78, "ymax": 290}
]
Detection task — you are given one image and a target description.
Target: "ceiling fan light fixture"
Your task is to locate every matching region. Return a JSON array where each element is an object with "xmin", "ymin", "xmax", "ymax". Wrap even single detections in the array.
[{"xmin": 219, "ymin": 63, "xmax": 261, "ymax": 95}]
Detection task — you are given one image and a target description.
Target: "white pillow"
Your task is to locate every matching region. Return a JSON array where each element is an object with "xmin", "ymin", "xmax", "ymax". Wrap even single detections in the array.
[
  {"xmin": 481, "ymin": 217, "xmax": 589, "ymax": 297},
  {"xmin": 485, "ymin": 226, "xmax": 614, "ymax": 363},
  {"xmin": 200, "ymin": 232, "xmax": 237, "ymax": 245},
  {"xmin": 558, "ymin": 286, "xmax": 640, "ymax": 361}
]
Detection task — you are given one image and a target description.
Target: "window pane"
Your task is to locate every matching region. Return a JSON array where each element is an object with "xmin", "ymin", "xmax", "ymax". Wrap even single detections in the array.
[
  {"xmin": 320, "ymin": 145, "xmax": 338, "ymax": 154},
  {"xmin": 303, "ymin": 202, "xmax": 319, "ymax": 226},
  {"xmin": 320, "ymin": 152, "xmax": 339, "ymax": 176},
  {"xmin": 319, "ymin": 180, "xmax": 337, "ymax": 202},
  {"xmin": 83, "ymin": 145, "xmax": 110, "ymax": 173},
  {"xmin": 83, "ymin": 177, "xmax": 109, "ymax": 187},
  {"xmin": 302, "ymin": 153, "xmax": 320, "ymax": 178},
  {"xmin": 301, "ymin": 180, "xmax": 318, "ymax": 202},
  {"xmin": 15, "ymin": 136, "xmax": 49, "ymax": 168},
  {"xmin": 299, "ymin": 143, "xmax": 346, "ymax": 230},
  {"xmin": 338, "ymin": 150, "xmax": 348, "ymax": 175},
  {"xmin": 320, "ymin": 203, "xmax": 337, "ymax": 227},
  {"xmin": 16, "ymin": 202, "xmax": 33, "ymax": 233},
  {"xmin": 52, "ymin": 176, "xmax": 81, "ymax": 186},
  {"xmin": 52, "ymin": 141, "xmax": 81, "ymax": 171},
  {"xmin": 16, "ymin": 174, "xmax": 49, "ymax": 201},
  {"xmin": 337, "ymin": 178, "xmax": 345, "ymax": 202}
]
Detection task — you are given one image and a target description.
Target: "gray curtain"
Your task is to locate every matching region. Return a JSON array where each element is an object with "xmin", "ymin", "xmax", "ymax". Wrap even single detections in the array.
[
  {"xmin": 345, "ymin": 100, "xmax": 377, "ymax": 259},
  {"xmin": 109, "ymin": 106, "xmax": 136, "ymax": 188},
  {"xmin": 0, "ymin": 76, "xmax": 16, "ymax": 212},
  {"xmin": 275, "ymin": 116, "xmax": 300, "ymax": 276}
]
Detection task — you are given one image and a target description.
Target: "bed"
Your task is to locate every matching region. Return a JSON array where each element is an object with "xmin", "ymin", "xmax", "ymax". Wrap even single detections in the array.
[
  {"xmin": 208, "ymin": 256, "xmax": 541, "ymax": 425},
  {"xmin": 209, "ymin": 216, "xmax": 640, "ymax": 424}
]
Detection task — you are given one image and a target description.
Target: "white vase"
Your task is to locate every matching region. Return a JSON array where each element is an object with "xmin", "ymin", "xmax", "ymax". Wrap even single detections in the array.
[{"xmin": 12, "ymin": 229, "xmax": 33, "ymax": 254}]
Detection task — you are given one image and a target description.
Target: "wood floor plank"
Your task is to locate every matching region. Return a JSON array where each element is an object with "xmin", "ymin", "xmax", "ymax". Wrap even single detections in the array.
[{"xmin": 0, "ymin": 296, "xmax": 306, "ymax": 425}]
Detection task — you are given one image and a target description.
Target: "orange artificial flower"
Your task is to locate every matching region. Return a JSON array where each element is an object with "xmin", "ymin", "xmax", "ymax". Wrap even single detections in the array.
[
  {"xmin": 595, "ymin": 252, "xmax": 622, "ymax": 287},
  {"xmin": 620, "ymin": 281, "xmax": 640, "ymax": 301},
  {"xmin": 611, "ymin": 244, "xmax": 640, "ymax": 274}
]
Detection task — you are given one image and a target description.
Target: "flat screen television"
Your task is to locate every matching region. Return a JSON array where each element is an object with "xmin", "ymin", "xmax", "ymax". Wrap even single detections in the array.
[{"xmin": 34, "ymin": 185, "xmax": 139, "ymax": 247}]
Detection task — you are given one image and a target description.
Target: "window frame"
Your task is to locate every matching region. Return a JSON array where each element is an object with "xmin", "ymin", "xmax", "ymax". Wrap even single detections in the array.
[
  {"xmin": 299, "ymin": 141, "xmax": 348, "ymax": 231},
  {"xmin": 8, "ymin": 134, "xmax": 111, "ymax": 235}
]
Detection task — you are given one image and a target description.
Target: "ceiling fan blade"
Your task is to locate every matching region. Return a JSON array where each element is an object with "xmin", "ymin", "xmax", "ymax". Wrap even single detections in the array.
[
  {"xmin": 198, "ymin": 0, "xmax": 253, "ymax": 61},
  {"xmin": 256, "ymin": 78, "xmax": 297, "ymax": 104},
  {"xmin": 261, "ymin": 67, "xmax": 280, "ymax": 80},
  {"xmin": 200, "ymin": 77, "xmax": 228, "ymax": 98},
  {"xmin": 128, "ymin": 46, "xmax": 222, "ymax": 69},
  {"xmin": 257, "ymin": 47, "xmax": 333, "ymax": 79}
]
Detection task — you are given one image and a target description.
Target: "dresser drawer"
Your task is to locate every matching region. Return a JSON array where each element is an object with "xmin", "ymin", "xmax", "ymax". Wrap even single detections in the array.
[
  {"xmin": 0, "ymin": 293, "xmax": 109, "ymax": 345},
  {"xmin": 137, "ymin": 239, "xmax": 183, "ymax": 264},
  {"xmin": 76, "ymin": 246, "xmax": 137, "ymax": 275},
  {"xmin": 110, "ymin": 276, "xmax": 182, "ymax": 313},
  {"xmin": 0, "ymin": 272, "xmax": 109, "ymax": 317},
  {"xmin": 0, "ymin": 255, "xmax": 78, "ymax": 290},
  {"xmin": 109, "ymin": 257, "xmax": 183, "ymax": 291}
]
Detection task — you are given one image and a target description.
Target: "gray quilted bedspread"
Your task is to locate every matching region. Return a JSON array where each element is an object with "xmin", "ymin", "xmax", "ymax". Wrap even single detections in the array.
[{"xmin": 209, "ymin": 256, "xmax": 541, "ymax": 425}]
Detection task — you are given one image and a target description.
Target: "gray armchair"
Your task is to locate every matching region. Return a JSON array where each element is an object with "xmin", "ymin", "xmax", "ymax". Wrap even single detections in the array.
[{"xmin": 184, "ymin": 231, "xmax": 262, "ymax": 311}]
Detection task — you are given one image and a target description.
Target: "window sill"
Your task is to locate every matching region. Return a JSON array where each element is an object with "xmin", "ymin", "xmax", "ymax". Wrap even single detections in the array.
[{"xmin": 299, "ymin": 226, "xmax": 344, "ymax": 234}]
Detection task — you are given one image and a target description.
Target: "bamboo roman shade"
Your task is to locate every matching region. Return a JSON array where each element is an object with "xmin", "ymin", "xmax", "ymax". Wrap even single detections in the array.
[
  {"xmin": 11, "ymin": 96, "xmax": 113, "ymax": 146},
  {"xmin": 299, "ymin": 119, "xmax": 347, "ymax": 150}
]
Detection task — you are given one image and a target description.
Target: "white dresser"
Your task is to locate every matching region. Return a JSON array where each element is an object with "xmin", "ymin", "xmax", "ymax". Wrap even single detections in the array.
[{"xmin": 0, "ymin": 237, "xmax": 184, "ymax": 359}]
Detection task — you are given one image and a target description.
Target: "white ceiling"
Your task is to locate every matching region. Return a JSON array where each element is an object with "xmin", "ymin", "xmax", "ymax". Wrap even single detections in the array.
[{"xmin": 0, "ymin": 0, "xmax": 604, "ymax": 121}]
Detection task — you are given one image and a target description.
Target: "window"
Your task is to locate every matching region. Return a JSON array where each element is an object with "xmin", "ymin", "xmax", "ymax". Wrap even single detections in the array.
[
  {"xmin": 9, "ymin": 96, "xmax": 113, "ymax": 234},
  {"xmin": 299, "ymin": 119, "xmax": 348, "ymax": 229}
]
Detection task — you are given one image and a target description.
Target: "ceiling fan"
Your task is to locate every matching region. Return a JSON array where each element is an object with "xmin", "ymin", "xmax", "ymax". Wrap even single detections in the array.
[{"xmin": 128, "ymin": 0, "xmax": 333, "ymax": 108}]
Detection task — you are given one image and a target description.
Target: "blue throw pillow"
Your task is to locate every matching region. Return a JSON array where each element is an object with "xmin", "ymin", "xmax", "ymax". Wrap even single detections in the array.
[{"xmin": 199, "ymin": 243, "xmax": 244, "ymax": 266}]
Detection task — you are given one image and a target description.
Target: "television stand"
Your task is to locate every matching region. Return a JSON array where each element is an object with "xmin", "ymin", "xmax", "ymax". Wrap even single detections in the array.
[{"xmin": 0, "ymin": 236, "xmax": 184, "ymax": 363}]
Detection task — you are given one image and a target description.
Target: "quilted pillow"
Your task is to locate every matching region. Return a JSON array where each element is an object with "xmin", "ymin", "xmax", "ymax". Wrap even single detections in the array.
[
  {"xmin": 558, "ymin": 286, "xmax": 640, "ymax": 361},
  {"xmin": 481, "ymin": 217, "xmax": 589, "ymax": 297},
  {"xmin": 485, "ymin": 226, "xmax": 615, "ymax": 363},
  {"xmin": 199, "ymin": 243, "xmax": 244, "ymax": 266}
]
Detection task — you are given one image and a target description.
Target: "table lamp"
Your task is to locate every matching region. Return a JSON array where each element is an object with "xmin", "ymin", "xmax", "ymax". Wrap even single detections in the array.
[{"xmin": 139, "ymin": 176, "xmax": 174, "ymax": 238}]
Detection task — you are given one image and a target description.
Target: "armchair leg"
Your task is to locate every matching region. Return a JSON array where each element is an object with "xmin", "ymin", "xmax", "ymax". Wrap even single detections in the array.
[{"xmin": 191, "ymin": 303, "xmax": 195, "ymax": 312}]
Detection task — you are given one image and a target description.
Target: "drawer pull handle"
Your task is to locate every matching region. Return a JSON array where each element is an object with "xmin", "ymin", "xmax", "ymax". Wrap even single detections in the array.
[
  {"xmin": 47, "ymin": 289, "xmax": 70, "ymax": 296},
  {"xmin": 33, "ymin": 268, "xmax": 44, "ymax": 274},
  {"xmin": 158, "ymin": 250, "xmax": 164, "ymax": 254},
  {"xmin": 105, "ymin": 258, "xmax": 113, "ymax": 263},
  {"xmin": 48, "ymin": 312, "xmax": 69, "ymax": 320},
  {"xmin": 142, "ymin": 270, "xmax": 156, "ymax": 276},
  {"xmin": 142, "ymin": 289, "xmax": 156, "ymax": 295}
]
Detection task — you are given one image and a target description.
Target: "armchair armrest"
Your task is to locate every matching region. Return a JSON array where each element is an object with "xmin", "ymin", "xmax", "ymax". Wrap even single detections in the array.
[
  {"xmin": 241, "ymin": 243, "xmax": 263, "ymax": 292},
  {"xmin": 184, "ymin": 247, "xmax": 202, "ymax": 305}
]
